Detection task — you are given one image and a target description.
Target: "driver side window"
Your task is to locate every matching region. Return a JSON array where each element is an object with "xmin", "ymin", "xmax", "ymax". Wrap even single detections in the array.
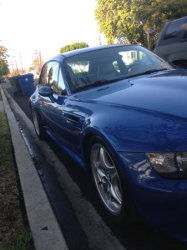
[
  {"xmin": 39, "ymin": 62, "xmax": 67, "ymax": 95},
  {"xmin": 40, "ymin": 63, "xmax": 48, "ymax": 85},
  {"xmin": 57, "ymin": 70, "xmax": 67, "ymax": 95},
  {"xmin": 47, "ymin": 62, "xmax": 59, "ymax": 94}
]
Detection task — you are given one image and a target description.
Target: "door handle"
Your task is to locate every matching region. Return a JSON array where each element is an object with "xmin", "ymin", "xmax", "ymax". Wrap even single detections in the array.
[{"xmin": 65, "ymin": 114, "xmax": 79, "ymax": 125}]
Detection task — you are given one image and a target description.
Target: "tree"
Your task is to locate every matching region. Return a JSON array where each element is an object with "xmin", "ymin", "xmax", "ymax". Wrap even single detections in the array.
[
  {"xmin": 95, "ymin": 0, "xmax": 187, "ymax": 48},
  {"xmin": 95, "ymin": 0, "xmax": 144, "ymax": 44},
  {"xmin": 60, "ymin": 42, "xmax": 89, "ymax": 53},
  {"xmin": 7, "ymin": 69, "xmax": 26, "ymax": 77},
  {"xmin": 48, "ymin": 67, "xmax": 53, "ymax": 84},
  {"xmin": 30, "ymin": 51, "xmax": 44, "ymax": 75},
  {"xmin": 131, "ymin": 0, "xmax": 187, "ymax": 48},
  {"xmin": 0, "ymin": 45, "xmax": 9, "ymax": 77}
]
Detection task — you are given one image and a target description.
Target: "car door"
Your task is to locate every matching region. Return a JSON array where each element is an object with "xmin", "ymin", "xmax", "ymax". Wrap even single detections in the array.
[
  {"xmin": 49, "ymin": 67, "xmax": 85, "ymax": 153},
  {"xmin": 39, "ymin": 61, "xmax": 61, "ymax": 132},
  {"xmin": 39, "ymin": 61, "xmax": 84, "ymax": 152}
]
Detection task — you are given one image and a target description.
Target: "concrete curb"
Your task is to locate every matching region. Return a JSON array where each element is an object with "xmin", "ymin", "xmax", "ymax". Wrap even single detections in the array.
[
  {"xmin": 0, "ymin": 89, "xmax": 4, "ymax": 112},
  {"xmin": 0, "ymin": 87, "xmax": 68, "ymax": 250},
  {"xmin": 0, "ymin": 100, "xmax": 4, "ymax": 112}
]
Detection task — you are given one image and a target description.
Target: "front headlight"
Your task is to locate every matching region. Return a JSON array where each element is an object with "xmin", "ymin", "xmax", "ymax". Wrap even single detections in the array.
[{"xmin": 146, "ymin": 152, "xmax": 187, "ymax": 178}]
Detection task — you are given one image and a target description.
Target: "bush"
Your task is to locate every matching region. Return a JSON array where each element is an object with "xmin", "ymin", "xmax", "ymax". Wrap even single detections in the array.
[{"xmin": 60, "ymin": 42, "xmax": 89, "ymax": 53}]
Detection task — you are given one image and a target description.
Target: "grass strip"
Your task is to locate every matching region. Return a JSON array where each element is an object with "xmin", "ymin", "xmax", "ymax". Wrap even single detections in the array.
[{"xmin": 0, "ymin": 112, "xmax": 34, "ymax": 250}]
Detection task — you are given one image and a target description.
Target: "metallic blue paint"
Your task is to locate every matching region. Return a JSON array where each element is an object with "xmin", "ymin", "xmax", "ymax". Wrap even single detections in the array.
[
  {"xmin": 118, "ymin": 152, "xmax": 187, "ymax": 241},
  {"xmin": 38, "ymin": 86, "xmax": 53, "ymax": 97},
  {"xmin": 45, "ymin": 127, "xmax": 87, "ymax": 170},
  {"xmin": 30, "ymin": 45, "xmax": 187, "ymax": 241}
]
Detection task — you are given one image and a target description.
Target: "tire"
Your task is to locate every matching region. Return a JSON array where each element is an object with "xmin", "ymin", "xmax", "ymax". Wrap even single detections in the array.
[
  {"xmin": 88, "ymin": 136, "xmax": 140, "ymax": 225},
  {"xmin": 32, "ymin": 107, "xmax": 46, "ymax": 140}
]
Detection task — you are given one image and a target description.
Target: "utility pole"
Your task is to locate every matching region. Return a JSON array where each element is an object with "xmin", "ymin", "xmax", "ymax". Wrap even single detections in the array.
[
  {"xmin": 10, "ymin": 61, "xmax": 14, "ymax": 72},
  {"xmin": 19, "ymin": 52, "xmax": 23, "ymax": 72},
  {"xmin": 13, "ymin": 55, "xmax": 19, "ymax": 74},
  {"xmin": 33, "ymin": 50, "xmax": 43, "ymax": 72},
  {"xmin": 34, "ymin": 50, "xmax": 40, "ymax": 71}
]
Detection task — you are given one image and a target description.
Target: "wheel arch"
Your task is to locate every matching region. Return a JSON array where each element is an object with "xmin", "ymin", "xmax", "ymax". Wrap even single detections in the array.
[
  {"xmin": 30, "ymin": 100, "xmax": 46, "ymax": 125},
  {"xmin": 82, "ymin": 128, "xmax": 119, "ymax": 170},
  {"xmin": 82, "ymin": 129, "xmax": 141, "ymax": 224},
  {"xmin": 82, "ymin": 133, "xmax": 95, "ymax": 168}
]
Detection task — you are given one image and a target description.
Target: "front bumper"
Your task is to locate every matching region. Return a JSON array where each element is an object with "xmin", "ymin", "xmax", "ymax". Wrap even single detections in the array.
[{"xmin": 118, "ymin": 152, "xmax": 187, "ymax": 241}]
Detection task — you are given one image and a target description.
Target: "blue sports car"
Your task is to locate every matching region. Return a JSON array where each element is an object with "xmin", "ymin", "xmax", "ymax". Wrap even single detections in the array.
[{"xmin": 30, "ymin": 45, "xmax": 187, "ymax": 241}]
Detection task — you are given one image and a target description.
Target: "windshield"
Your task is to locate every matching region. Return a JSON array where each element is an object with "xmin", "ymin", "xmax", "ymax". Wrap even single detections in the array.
[{"xmin": 64, "ymin": 45, "xmax": 172, "ymax": 93}]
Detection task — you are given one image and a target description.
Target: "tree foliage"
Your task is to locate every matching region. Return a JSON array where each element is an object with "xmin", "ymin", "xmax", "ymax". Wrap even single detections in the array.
[
  {"xmin": 30, "ymin": 51, "xmax": 44, "ymax": 75},
  {"xmin": 95, "ymin": 0, "xmax": 187, "ymax": 48},
  {"xmin": 0, "ymin": 46, "xmax": 9, "ymax": 77},
  {"xmin": 8, "ymin": 69, "xmax": 26, "ymax": 77},
  {"xmin": 60, "ymin": 42, "xmax": 89, "ymax": 53}
]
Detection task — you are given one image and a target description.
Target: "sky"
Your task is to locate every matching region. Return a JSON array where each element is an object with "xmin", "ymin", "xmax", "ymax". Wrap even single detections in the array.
[{"xmin": 0, "ymin": 0, "xmax": 107, "ymax": 70}]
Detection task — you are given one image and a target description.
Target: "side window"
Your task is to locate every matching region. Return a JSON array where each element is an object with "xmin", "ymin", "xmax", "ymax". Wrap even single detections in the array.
[
  {"xmin": 182, "ymin": 22, "xmax": 187, "ymax": 39},
  {"xmin": 39, "ymin": 63, "xmax": 48, "ymax": 85},
  {"xmin": 57, "ymin": 70, "xmax": 67, "ymax": 95},
  {"xmin": 40, "ymin": 61, "xmax": 67, "ymax": 96},
  {"xmin": 47, "ymin": 61, "xmax": 59, "ymax": 94},
  {"xmin": 164, "ymin": 19, "xmax": 185, "ymax": 40}
]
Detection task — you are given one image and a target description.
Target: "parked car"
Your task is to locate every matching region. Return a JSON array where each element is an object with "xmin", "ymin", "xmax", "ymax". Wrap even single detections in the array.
[
  {"xmin": 0, "ymin": 78, "xmax": 6, "ymax": 83},
  {"xmin": 155, "ymin": 16, "xmax": 187, "ymax": 68},
  {"xmin": 30, "ymin": 45, "xmax": 187, "ymax": 241}
]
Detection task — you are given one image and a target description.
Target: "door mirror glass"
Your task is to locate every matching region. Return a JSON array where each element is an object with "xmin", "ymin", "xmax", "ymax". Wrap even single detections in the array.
[{"xmin": 38, "ymin": 86, "xmax": 53, "ymax": 97}]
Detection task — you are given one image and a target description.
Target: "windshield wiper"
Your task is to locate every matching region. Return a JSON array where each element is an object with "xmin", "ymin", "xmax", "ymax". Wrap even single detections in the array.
[
  {"xmin": 73, "ymin": 69, "xmax": 168, "ymax": 93},
  {"xmin": 125, "ymin": 68, "xmax": 168, "ymax": 79},
  {"xmin": 91, "ymin": 77, "xmax": 128, "ymax": 86},
  {"xmin": 140, "ymin": 68, "xmax": 168, "ymax": 75}
]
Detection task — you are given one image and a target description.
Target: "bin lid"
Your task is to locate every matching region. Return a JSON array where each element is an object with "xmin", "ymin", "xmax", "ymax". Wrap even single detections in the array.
[{"xmin": 18, "ymin": 73, "xmax": 34, "ymax": 78}]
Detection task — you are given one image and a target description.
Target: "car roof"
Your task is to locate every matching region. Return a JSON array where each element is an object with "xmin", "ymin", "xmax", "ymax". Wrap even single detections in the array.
[
  {"xmin": 50, "ymin": 44, "xmax": 139, "ymax": 61},
  {"xmin": 167, "ymin": 16, "xmax": 187, "ymax": 25},
  {"xmin": 155, "ymin": 16, "xmax": 187, "ymax": 50}
]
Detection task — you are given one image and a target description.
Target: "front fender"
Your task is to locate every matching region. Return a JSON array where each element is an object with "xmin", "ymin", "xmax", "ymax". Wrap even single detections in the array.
[{"xmin": 82, "ymin": 105, "xmax": 187, "ymax": 153}]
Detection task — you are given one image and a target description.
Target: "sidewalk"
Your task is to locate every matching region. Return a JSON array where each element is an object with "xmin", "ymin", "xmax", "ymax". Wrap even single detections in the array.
[{"xmin": 0, "ymin": 86, "xmax": 68, "ymax": 250}]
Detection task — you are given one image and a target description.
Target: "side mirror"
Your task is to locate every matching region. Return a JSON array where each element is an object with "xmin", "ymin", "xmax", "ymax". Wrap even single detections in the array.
[{"xmin": 38, "ymin": 86, "xmax": 53, "ymax": 97}]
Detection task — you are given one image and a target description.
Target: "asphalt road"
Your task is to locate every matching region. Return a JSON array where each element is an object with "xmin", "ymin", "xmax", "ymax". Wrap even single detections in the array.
[{"xmin": 3, "ymin": 82, "xmax": 187, "ymax": 250}]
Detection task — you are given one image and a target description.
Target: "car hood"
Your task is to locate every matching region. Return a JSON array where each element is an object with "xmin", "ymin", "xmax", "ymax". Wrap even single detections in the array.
[
  {"xmin": 74, "ymin": 69, "xmax": 187, "ymax": 120},
  {"xmin": 72, "ymin": 69, "xmax": 187, "ymax": 152}
]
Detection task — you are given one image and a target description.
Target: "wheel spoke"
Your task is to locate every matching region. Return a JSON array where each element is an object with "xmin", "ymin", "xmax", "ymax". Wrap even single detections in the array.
[
  {"xmin": 109, "ymin": 184, "xmax": 122, "ymax": 205},
  {"xmin": 106, "ymin": 184, "xmax": 111, "ymax": 200},
  {"xmin": 102, "ymin": 182, "xmax": 109, "ymax": 195},
  {"xmin": 97, "ymin": 168, "xmax": 106, "ymax": 180},
  {"xmin": 99, "ymin": 147, "xmax": 106, "ymax": 168},
  {"xmin": 99, "ymin": 147, "xmax": 113, "ymax": 169},
  {"xmin": 108, "ymin": 168, "xmax": 117, "ymax": 181}
]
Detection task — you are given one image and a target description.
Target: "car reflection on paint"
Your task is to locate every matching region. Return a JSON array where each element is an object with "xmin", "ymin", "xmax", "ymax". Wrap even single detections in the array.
[{"xmin": 30, "ymin": 45, "xmax": 187, "ymax": 241}]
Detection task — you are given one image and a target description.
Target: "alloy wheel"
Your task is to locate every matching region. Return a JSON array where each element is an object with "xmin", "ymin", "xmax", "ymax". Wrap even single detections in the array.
[{"xmin": 91, "ymin": 143, "xmax": 122, "ymax": 215}]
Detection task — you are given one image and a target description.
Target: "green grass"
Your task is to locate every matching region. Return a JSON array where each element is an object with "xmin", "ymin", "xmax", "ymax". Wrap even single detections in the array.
[
  {"xmin": 0, "ymin": 113, "xmax": 34, "ymax": 250},
  {"xmin": 0, "ymin": 230, "xmax": 32, "ymax": 250},
  {"xmin": 0, "ymin": 112, "xmax": 14, "ymax": 169}
]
